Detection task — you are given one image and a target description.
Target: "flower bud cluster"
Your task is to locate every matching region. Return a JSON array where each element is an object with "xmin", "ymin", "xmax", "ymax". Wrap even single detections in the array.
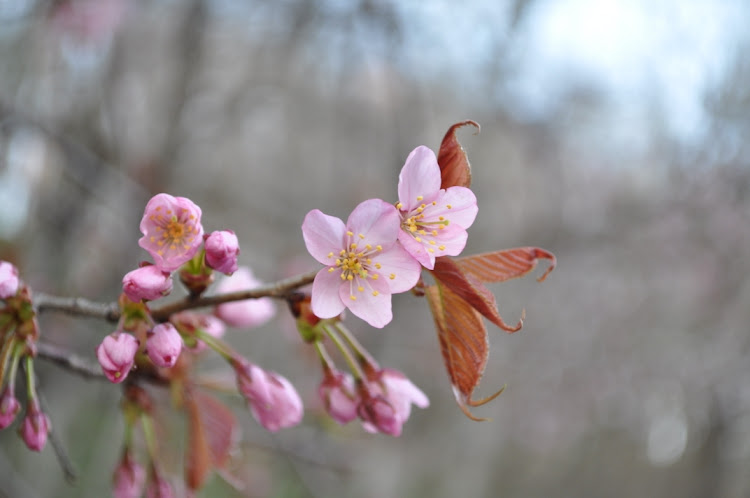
[{"xmin": 0, "ymin": 261, "xmax": 51, "ymax": 451}]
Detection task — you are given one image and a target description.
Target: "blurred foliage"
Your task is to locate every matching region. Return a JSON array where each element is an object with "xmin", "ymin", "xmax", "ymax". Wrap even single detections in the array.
[{"xmin": 1, "ymin": 0, "xmax": 749, "ymax": 497}]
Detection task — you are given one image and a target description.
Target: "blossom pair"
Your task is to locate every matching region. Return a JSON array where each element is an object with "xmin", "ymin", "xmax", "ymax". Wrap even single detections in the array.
[
  {"xmin": 302, "ymin": 146, "xmax": 478, "ymax": 327},
  {"xmin": 318, "ymin": 366, "xmax": 429, "ymax": 437},
  {"xmin": 96, "ymin": 323, "xmax": 183, "ymax": 383}
]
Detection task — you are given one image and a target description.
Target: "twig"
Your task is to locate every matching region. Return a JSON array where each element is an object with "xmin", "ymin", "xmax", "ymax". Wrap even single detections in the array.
[
  {"xmin": 33, "ymin": 270, "xmax": 318, "ymax": 323},
  {"xmin": 34, "ymin": 293, "xmax": 121, "ymax": 323},
  {"xmin": 35, "ymin": 342, "xmax": 106, "ymax": 380},
  {"xmin": 149, "ymin": 270, "xmax": 317, "ymax": 321}
]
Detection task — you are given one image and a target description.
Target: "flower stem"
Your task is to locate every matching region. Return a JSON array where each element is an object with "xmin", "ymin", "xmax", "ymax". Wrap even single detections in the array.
[
  {"xmin": 194, "ymin": 328, "xmax": 236, "ymax": 361},
  {"xmin": 0, "ymin": 335, "xmax": 15, "ymax": 389},
  {"xmin": 322, "ymin": 324, "xmax": 363, "ymax": 380},
  {"xmin": 334, "ymin": 322, "xmax": 379, "ymax": 371}
]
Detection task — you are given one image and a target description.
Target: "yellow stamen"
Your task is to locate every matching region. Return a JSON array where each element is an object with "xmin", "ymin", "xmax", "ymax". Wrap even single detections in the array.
[
  {"xmin": 372, "ymin": 291, "xmax": 379, "ymax": 296},
  {"xmin": 439, "ymin": 245, "xmax": 446, "ymax": 250},
  {"xmin": 350, "ymin": 295, "xmax": 357, "ymax": 301},
  {"xmin": 346, "ymin": 230, "xmax": 354, "ymax": 236},
  {"xmin": 416, "ymin": 195, "xmax": 423, "ymax": 201},
  {"xmin": 357, "ymin": 286, "xmax": 364, "ymax": 292},
  {"xmin": 358, "ymin": 233, "xmax": 365, "ymax": 239},
  {"xmin": 389, "ymin": 273, "xmax": 395, "ymax": 280},
  {"xmin": 327, "ymin": 252, "xmax": 334, "ymax": 258},
  {"xmin": 375, "ymin": 263, "xmax": 382, "ymax": 269}
]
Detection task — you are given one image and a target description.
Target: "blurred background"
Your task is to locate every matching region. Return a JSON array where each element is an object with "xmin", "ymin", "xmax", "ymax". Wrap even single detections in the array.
[{"xmin": 0, "ymin": 0, "xmax": 749, "ymax": 496}]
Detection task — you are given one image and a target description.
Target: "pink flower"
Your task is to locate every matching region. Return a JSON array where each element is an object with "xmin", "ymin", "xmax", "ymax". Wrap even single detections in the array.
[
  {"xmin": 358, "ymin": 369, "xmax": 429, "ymax": 437},
  {"xmin": 396, "ymin": 146, "xmax": 478, "ymax": 269},
  {"xmin": 145, "ymin": 468, "xmax": 174, "ymax": 498},
  {"xmin": 146, "ymin": 323, "xmax": 182, "ymax": 368},
  {"xmin": 318, "ymin": 368, "xmax": 359, "ymax": 425},
  {"xmin": 301, "ymin": 199, "xmax": 421, "ymax": 328},
  {"xmin": 138, "ymin": 193, "xmax": 204, "ymax": 272},
  {"xmin": 234, "ymin": 360, "xmax": 303, "ymax": 432},
  {"xmin": 20, "ymin": 400, "xmax": 51, "ymax": 451},
  {"xmin": 214, "ymin": 267, "xmax": 275, "ymax": 328},
  {"xmin": 204, "ymin": 230, "xmax": 240, "ymax": 275},
  {"xmin": 113, "ymin": 450, "xmax": 146, "ymax": 498},
  {"xmin": 0, "ymin": 387, "xmax": 20, "ymax": 429},
  {"xmin": 0, "ymin": 261, "xmax": 20, "ymax": 299},
  {"xmin": 171, "ymin": 311, "xmax": 225, "ymax": 352},
  {"xmin": 96, "ymin": 332, "xmax": 139, "ymax": 383},
  {"xmin": 122, "ymin": 265, "xmax": 173, "ymax": 302}
]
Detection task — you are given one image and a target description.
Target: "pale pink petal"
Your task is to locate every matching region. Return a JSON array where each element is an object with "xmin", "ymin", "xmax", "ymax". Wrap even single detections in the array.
[
  {"xmin": 430, "ymin": 224, "xmax": 469, "ymax": 257},
  {"xmin": 431, "ymin": 186, "xmax": 478, "ymax": 228},
  {"xmin": 302, "ymin": 210, "xmax": 347, "ymax": 264},
  {"xmin": 397, "ymin": 230, "xmax": 434, "ymax": 269},
  {"xmin": 310, "ymin": 269, "xmax": 346, "ymax": 319},
  {"xmin": 397, "ymin": 146, "xmax": 441, "ymax": 212},
  {"xmin": 340, "ymin": 277, "xmax": 392, "ymax": 328},
  {"xmin": 370, "ymin": 243, "xmax": 422, "ymax": 293},
  {"xmin": 345, "ymin": 199, "xmax": 400, "ymax": 251}
]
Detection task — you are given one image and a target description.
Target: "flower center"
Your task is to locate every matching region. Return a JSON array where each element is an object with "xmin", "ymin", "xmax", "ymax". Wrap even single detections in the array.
[
  {"xmin": 397, "ymin": 199, "xmax": 452, "ymax": 254},
  {"xmin": 327, "ymin": 231, "xmax": 389, "ymax": 300},
  {"xmin": 150, "ymin": 208, "xmax": 199, "ymax": 255}
]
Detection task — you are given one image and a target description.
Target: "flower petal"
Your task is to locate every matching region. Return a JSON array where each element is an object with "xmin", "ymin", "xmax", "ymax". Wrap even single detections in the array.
[
  {"xmin": 311, "ymin": 269, "xmax": 346, "ymax": 319},
  {"xmin": 397, "ymin": 230, "xmax": 435, "ymax": 269},
  {"xmin": 340, "ymin": 276, "xmax": 392, "ymax": 328},
  {"xmin": 430, "ymin": 186, "xmax": 478, "ymax": 228},
  {"xmin": 397, "ymin": 146, "xmax": 441, "ymax": 212},
  {"xmin": 373, "ymin": 242, "xmax": 423, "ymax": 292},
  {"xmin": 302, "ymin": 210, "xmax": 347, "ymax": 264},
  {"xmin": 346, "ymin": 199, "xmax": 400, "ymax": 251}
]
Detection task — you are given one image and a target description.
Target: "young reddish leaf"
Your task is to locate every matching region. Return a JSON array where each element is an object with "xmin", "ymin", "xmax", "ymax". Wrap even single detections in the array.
[
  {"xmin": 185, "ymin": 389, "xmax": 212, "ymax": 491},
  {"xmin": 431, "ymin": 257, "xmax": 523, "ymax": 333},
  {"xmin": 184, "ymin": 388, "xmax": 237, "ymax": 491},
  {"xmin": 437, "ymin": 120, "xmax": 479, "ymax": 189},
  {"xmin": 455, "ymin": 247, "xmax": 556, "ymax": 284},
  {"xmin": 425, "ymin": 281, "xmax": 504, "ymax": 421}
]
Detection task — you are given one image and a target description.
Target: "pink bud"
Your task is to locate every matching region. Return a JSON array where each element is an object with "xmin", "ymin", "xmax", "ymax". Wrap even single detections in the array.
[
  {"xmin": 0, "ymin": 387, "xmax": 21, "ymax": 429},
  {"xmin": 113, "ymin": 450, "xmax": 146, "ymax": 498},
  {"xmin": 138, "ymin": 193, "xmax": 204, "ymax": 272},
  {"xmin": 234, "ymin": 360, "xmax": 303, "ymax": 432},
  {"xmin": 357, "ymin": 383, "xmax": 402, "ymax": 437},
  {"xmin": 146, "ymin": 323, "xmax": 182, "ymax": 368},
  {"xmin": 204, "ymin": 230, "xmax": 240, "ymax": 275},
  {"xmin": 357, "ymin": 369, "xmax": 429, "ymax": 437},
  {"xmin": 319, "ymin": 369, "xmax": 359, "ymax": 425},
  {"xmin": 214, "ymin": 267, "xmax": 275, "ymax": 328},
  {"xmin": 0, "ymin": 261, "xmax": 20, "ymax": 299},
  {"xmin": 122, "ymin": 265, "xmax": 173, "ymax": 302},
  {"xmin": 96, "ymin": 332, "xmax": 139, "ymax": 383},
  {"xmin": 20, "ymin": 401, "xmax": 50, "ymax": 451},
  {"xmin": 145, "ymin": 468, "xmax": 175, "ymax": 498}
]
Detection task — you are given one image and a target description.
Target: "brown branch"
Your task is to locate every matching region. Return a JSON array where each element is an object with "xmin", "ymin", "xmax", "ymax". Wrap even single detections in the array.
[
  {"xmin": 36, "ymin": 342, "xmax": 106, "ymax": 380},
  {"xmin": 33, "ymin": 270, "xmax": 318, "ymax": 323},
  {"xmin": 34, "ymin": 293, "xmax": 121, "ymax": 323},
  {"xmin": 149, "ymin": 270, "xmax": 317, "ymax": 321}
]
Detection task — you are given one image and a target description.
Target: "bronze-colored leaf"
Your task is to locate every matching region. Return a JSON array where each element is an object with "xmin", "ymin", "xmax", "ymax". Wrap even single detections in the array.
[
  {"xmin": 455, "ymin": 247, "xmax": 556, "ymax": 284},
  {"xmin": 185, "ymin": 388, "xmax": 212, "ymax": 491},
  {"xmin": 432, "ymin": 257, "xmax": 523, "ymax": 333},
  {"xmin": 426, "ymin": 281, "xmax": 504, "ymax": 421},
  {"xmin": 184, "ymin": 389, "xmax": 237, "ymax": 491},
  {"xmin": 437, "ymin": 120, "xmax": 479, "ymax": 189}
]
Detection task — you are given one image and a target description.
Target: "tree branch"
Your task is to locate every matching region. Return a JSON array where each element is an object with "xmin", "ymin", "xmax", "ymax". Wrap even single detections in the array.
[
  {"xmin": 33, "ymin": 270, "xmax": 318, "ymax": 323},
  {"xmin": 36, "ymin": 342, "xmax": 107, "ymax": 380},
  {"xmin": 149, "ymin": 270, "xmax": 317, "ymax": 321},
  {"xmin": 34, "ymin": 293, "xmax": 121, "ymax": 322}
]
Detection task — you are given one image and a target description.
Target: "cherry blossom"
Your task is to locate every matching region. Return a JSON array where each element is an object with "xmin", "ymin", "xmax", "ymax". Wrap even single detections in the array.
[
  {"xmin": 96, "ymin": 332, "xmax": 139, "ymax": 383},
  {"xmin": 0, "ymin": 261, "xmax": 19, "ymax": 299},
  {"xmin": 20, "ymin": 400, "xmax": 51, "ymax": 451},
  {"xmin": 318, "ymin": 368, "xmax": 359, "ymax": 425},
  {"xmin": 146, "ymin": 323, "xmax": 183, "ymax": 368},
  {"xmin": 396, "ymin": 146, "xmax": 478, "ymax": 269},
  {"xmin": 234, "ymin": 360, "xmax": 303, "ymax": 432},
  {"xmin": 358, "ymin": 368, "xmax": 429, "ymax": 437},
  {"xmin": 138, "ymin": 194, "xmax": 204, "ymax": 272},
  {"xmin": 0, "ymin": 387, "xmax": 20, "ymax": 429},
  {"xmin": 122, "ymin": 265, "xmax": 173, "ymax": 302},
  {"xmin": 302, "ymin": 199, "xmax": 421, "ymax": 328},
  {"xmin": 204, "ymin": 230, "xmax": 240, "ymax": 275},
  {"xmin": 113, "ymin": 450, "xmax": 146, "ymax": 498}
]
